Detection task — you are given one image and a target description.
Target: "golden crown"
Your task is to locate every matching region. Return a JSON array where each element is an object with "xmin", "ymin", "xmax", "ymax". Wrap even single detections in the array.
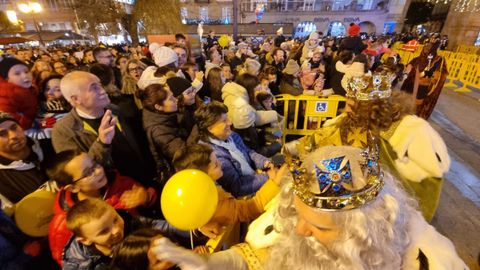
[
  {"xmin": 291, "ymin": 147, "xmax": 384, "ymax": 211},
  {"xmin": 346, "ymin": 71, "xmax": 395, "ymax": 100}
]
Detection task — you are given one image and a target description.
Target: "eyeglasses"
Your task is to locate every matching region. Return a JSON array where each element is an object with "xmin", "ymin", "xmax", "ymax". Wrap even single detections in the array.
[
  {"xmin": 128, "ymin": 67, "xmax": 144, "ymax": 73},
  {"xmin": 72, "ymin": 162, "xmax": 102, "ymax": 184}
]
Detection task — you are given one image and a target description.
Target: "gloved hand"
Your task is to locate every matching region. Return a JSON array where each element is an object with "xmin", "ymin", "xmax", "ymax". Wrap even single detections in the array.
[{"xmin": 151, "ymin": 237, "xmax": 208, "ymax": 270}]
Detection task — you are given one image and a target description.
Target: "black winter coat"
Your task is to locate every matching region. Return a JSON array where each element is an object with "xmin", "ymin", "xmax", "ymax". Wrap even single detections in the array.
[
  {"xmin": 142, "ymin": 109, "xmax": 187, "ymax": 172},
  {"xmin": 339, "ymin": 36, "xmax": 367, "ymax": 55}
]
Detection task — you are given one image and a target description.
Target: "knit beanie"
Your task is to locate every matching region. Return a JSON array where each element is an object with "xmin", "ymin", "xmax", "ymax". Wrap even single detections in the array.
[
  {"xmin": 166, "ymin": 77, "xmax": 192, "ymax": 97},
  {"xmin": 0, "ymin": 57, "xmax": 28, "ymax": 79},
  {"xmin": 348, "ymin": 24, "xmax": 361, "ymax": 37},
  {"xmin": 0, "ymin": 111, "xmax": 17, "ymax": 125},
  {"xmin": 283, "ymin": 59, "xmax": 300, "ymax": 75},
  {"xmin": 137, "ymin": 66, "xmax": 166, "ymax": 90},
  {"xmin": 151, "ymin": 46, "xmax": 178, "ymax": 68}
]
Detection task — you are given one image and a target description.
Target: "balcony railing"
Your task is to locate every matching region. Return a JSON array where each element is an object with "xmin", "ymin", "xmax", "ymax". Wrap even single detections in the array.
[{"xmin": 240, "ymin": 0, "xmax": 388, "ymax": 12}]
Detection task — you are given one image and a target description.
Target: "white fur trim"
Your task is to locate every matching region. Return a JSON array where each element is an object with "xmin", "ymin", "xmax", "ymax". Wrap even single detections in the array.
[
  {"xmin": 388, "ymin": 115, "xmax": 450, "ymax": 182},
  {"xmin": 402, "ymin": 212, "xmax": 468, "ymax": 270}
]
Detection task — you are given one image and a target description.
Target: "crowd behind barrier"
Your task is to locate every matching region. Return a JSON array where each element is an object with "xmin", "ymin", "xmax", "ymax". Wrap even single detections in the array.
[
  {"xmin": 0, "ymin": 28, "xmax": 472, "ymax": 269},
  {"xmin": 276, "ymin": 94, "xmax": 346, "ymax": 143}
]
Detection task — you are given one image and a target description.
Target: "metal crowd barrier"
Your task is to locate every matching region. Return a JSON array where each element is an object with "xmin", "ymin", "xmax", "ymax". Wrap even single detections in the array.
[
  {"xmin": 393, "ymin": 45, "xmax": 480, "ymax": 93},
  {"xmin": 276, "ymin": 94, "xmax": 346, "ymax": 143}
]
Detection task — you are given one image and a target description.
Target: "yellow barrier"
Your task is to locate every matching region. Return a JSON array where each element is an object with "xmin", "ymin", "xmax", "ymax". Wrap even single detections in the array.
[
  {"xmin": 392, "ymin": 45, "xmax": 480, "ymax": 93},
  {"xmin": 444, "ymin": 59, "xmax": 466, "ymax": 88},
  {"xmin": 456, "ymin": 45, "xmax": 479, "ymax": 54},
  {"xmin": 455, "ymin": 62, "xmax": 480, "ymax": 93},
  {"xmin": 276, "ymin": 94, "xmax": 346, "ymax": 143}
]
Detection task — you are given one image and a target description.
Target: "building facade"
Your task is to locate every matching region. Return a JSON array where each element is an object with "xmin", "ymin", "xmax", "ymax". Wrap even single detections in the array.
[
  {"xmin": 0, "ymin": 0, "xmax": 77, "ymax": 33},
  {"xmin": 179, "ymin": 0, "xmax": 410, "ymax": 37}
]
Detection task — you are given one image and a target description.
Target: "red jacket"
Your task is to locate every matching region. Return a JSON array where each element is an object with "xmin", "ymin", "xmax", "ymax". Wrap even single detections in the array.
[
  {"xmin": 47, "ymin": 171, "xmax": 157, "ymax": 266},
  {"xmin": 0, "ymin": 78, "xmax": 38, "ymax": 129}
]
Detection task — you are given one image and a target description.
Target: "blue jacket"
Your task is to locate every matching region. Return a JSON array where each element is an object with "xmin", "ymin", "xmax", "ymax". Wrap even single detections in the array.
[
  {"xmin": 61, "ymin": 236, "xmax": 109, "ymax": 270},
  {"xmin": 62, "ymin": 211, "xmax": 185, "ymax": 270},
  {"xmin": 207, "ymin": 132, "xmax": 269, "ymax": 197},
  {"xmin": 0, "ymin": 210, "xmax": 32, "ymax": 270}
]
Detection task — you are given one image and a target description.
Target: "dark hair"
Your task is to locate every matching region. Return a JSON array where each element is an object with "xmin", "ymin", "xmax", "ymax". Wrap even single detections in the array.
[
  {"xmin": 207, "ymin": 47, "xmax": 219, "ymax": 61},
  {"xmin": 272, "ymin": 48, "xmax": 285, "ymax": 59},
  {"xmin": 44, "ymin": 149, "xmax": 84, "ymax": 186},
  {"xmin": 175, "ymin": 33, "xmax": 186, "ymax": 41},
  {"xmin": 89, "ymin": 63, "xmax": 113, "ymax": 86},
  {"xmin": 206, "ymin": 67, "xmax": 223, "ymax": 102},
  {"xmin": 92, "ymin": 47, "xmax": 109, "ymax": 61},
  {"xmin": 180, "ymin": 62, "xmax": 198, "ymax": 82},
  {"xmin": 115, "ymin": 55, "xmax": 128, "ymax": 66},
  {"xmin": 337, "ymin": 50, "xmax": 354, "ymax": 64},
  {"xmin": 66, "ymin": 198, "xmax": 113, "ymax": 237},
  {"xmin": 194, "ymin": 101, "xmax": 228, "ymax": 141},
  {"xmin": 154, "ymin": 65, "xmax": 175, "ymax": 77},
  {"xmin": 262, "ymin": 65, "xmax": 277, "ymax": 75},
  {"xmin": 39, "ymin": 74, "xmax": 63, "ymax": 100},
  {"xmin": 173, "ymin": 144, "xmax": 213, "ymax": 172},
  {"xmin": 110, "ymin": 228, "xmax": 164, "ymax": 270},
  {"xmin": 235, "ymin": 73, "xmax": 259, "ymax": 106},
  {"xmin": 136, "ymin": 84, "xmax": 169, "ymax": 112},
  {"xmin": 352, "ymin": 54, "xmax": 369, "ymax": 73},
  {"xmin": 172, "ymin": 43, "xmax": 187, "ymax": 53}
]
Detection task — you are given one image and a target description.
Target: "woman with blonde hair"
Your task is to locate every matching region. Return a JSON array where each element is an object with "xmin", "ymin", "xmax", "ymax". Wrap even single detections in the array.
[{"xmin": 121, "ymin": 59, "xmax": 147, "ymax": 109}]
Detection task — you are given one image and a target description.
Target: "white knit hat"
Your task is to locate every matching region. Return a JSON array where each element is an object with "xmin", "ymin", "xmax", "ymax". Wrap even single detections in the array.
[
  {"xmin": 151, "ymin": 46, "xmax": 178, "ymax": 68},
  {"xmin": 137, "ymin": 66, "xmax": 166, "ymax": 90}
]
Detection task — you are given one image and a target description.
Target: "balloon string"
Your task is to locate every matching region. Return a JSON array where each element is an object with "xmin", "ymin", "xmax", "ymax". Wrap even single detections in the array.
[{"xmin": 190, "ymin": 230, "xmax": 194, "ymax": 250}]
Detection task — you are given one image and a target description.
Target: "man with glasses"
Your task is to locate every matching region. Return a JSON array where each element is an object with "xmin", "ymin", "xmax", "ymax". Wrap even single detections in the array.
[
  {"xmin": 93, "ymin": 47, "xmax": 122, "ymax": 89},
  {"xmin": 52, "ymin": 71, "xmax": 155, "ymax": 186}
]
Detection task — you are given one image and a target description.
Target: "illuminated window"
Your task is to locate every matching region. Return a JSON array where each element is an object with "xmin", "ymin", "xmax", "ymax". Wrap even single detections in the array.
[{"xmin": 199, "ymin": 6, "xmax": 208, "ymax": 21}]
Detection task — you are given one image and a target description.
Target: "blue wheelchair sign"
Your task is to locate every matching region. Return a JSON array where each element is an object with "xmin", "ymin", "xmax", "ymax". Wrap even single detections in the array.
[{"xmin": 315, "ymin": 101, "xmax": 328, "ymax": 112}]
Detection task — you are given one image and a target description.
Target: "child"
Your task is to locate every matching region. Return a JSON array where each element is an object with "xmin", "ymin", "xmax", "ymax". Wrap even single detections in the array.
[
  {"xmin": 62, "ymin": 198, "xmax": 176, "ymax": 270},
  {"xmin": 44, "ymin": 150, "xmax": 158, "ymax": 266},
  {"xmin": 255, "ymin": 92, "xmax": 283, "ymax": 147},
  {"xmin": 0, "ymin": 56, "xmax": 38, "ymax": 129},
  {"xmin": 110, "ymin": 229, "xmax": 176, "ymax": 270},
  {"xmin": 172, "ymin": 144, "xmax": 286, "ymax": 239}
]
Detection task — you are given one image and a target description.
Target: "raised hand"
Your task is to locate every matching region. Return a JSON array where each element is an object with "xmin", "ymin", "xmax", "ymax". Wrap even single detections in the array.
[
  {"xmin": 119, "ymin": 185, "xmax": 149, "ymax": 209},
  {"xmin": 98, "ymin": 110, "xmax": 116, "ymax": 145}
]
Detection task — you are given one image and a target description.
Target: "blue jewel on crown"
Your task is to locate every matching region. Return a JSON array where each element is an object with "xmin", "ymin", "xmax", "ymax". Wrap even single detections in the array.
[{"xmin": 314, "ymin": 156, "xmax": 353, "ymax": 194}]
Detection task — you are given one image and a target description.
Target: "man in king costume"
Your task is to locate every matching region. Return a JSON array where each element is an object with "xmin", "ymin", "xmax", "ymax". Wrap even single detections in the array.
[
  {"xmin": 287, "ymin": 70, "xmax": 450, "ymax": 221},
  {"xmin": 151, "ymin": 145, "xmax": 467, "ymax": 270}
]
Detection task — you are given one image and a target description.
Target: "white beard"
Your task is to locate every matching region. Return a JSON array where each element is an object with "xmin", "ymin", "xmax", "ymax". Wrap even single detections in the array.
[{"xmin": 263, "ymin": 228, "xmax": 352, "ymax": 270}]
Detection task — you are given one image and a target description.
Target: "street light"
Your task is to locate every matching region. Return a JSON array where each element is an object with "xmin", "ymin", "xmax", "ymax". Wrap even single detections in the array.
[
  {"xmin": 18, "ymin": 2, "xmax": 44, "ymax": 46},
  {"xmin": 6, "ymin": 10, "xmax": 19, "ymax": 25}
]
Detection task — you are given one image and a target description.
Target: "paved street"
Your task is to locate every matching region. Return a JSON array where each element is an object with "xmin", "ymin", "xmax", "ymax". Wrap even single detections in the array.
[{"xmin": 428, "ymin": 86, "xmax": 480, "ymax": 270}]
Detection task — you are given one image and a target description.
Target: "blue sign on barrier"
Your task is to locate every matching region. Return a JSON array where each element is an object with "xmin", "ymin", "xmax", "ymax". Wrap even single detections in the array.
[{"xmin": 315, "ymin": 101, "xmax": 328, "ymax": 112}]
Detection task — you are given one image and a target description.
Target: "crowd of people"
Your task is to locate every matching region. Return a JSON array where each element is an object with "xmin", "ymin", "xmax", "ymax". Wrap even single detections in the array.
[{"xmin": 0, "ymin": 24, "xmax": 466, "ymax": 270}]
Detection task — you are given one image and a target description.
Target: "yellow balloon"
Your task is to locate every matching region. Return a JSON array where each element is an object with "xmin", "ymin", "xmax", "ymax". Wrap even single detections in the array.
[
  {"xmin": 161, "ymin": 169, "xmax": 218, "ymax": 231},
  {"xmin": 218, "ymin": 35, "xmax": 230, "ymax": 48}
]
